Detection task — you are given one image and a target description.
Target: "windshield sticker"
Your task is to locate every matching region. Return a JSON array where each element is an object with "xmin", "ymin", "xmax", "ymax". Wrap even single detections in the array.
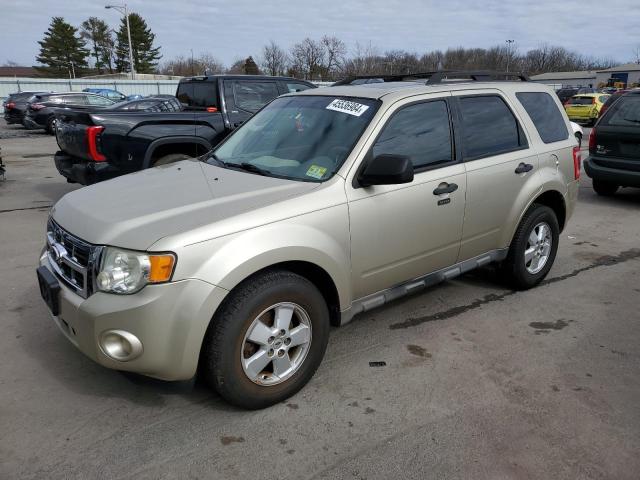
[
  {"xmin": 306, "ymin": 165, "xmax": 327, "ymax": 179},
  {"xmin": 326, "ymin": 99, "xmax": 369, "ymax": 117}
]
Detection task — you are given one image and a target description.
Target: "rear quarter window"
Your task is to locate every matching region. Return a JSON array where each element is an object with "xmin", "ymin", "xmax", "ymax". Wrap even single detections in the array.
[{"xmin": 516, "ymin": 92, "xmax": 569, "ymax": 144}]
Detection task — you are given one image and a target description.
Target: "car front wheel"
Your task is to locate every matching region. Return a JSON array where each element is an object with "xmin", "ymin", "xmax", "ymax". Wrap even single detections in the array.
[
  {"xmin": 501, "ymin": 204, "xmax": 559, "ymax": 290},
  {"xmin": 201, "ymin": 269, "xmax": 330, "ymax": 409}
]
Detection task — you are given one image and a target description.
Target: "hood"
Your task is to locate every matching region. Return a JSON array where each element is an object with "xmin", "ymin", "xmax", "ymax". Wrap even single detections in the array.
[{"xmin": 51, "ymin": 159, "xmax": 319, "ymax": 250}]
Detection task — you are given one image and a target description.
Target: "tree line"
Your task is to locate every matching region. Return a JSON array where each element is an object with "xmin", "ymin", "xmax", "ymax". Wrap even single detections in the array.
[
  {"xmin": 35, "ymin": 14, "xmax": 160, "ymax": 77},
  {"xmin": 161, "ymin": 39, "xmax": 618, "ymax": 82}
]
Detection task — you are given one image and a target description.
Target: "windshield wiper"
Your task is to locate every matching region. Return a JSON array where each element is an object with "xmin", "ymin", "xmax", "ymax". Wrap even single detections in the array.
[
  {"xmin": 203, "ymin": 152, "xmax": 227, "ymax": 167},
  {"xmin": 233, "ymin": 162, "xmax": 273, "ymax": 176}
]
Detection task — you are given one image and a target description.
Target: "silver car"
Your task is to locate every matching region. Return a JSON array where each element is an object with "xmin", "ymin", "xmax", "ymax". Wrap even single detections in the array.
[{"xmin": 37, "ymin": 75, "xmax": 580, "ymax": 408}]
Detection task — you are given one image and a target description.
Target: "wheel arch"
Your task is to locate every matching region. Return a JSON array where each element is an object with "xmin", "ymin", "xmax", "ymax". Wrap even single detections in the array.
[{"xmin": 142, "ymin": 136, "xmax": 212, "ymax": 168}]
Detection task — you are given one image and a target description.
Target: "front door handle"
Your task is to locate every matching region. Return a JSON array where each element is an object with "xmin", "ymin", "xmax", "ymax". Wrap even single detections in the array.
[
  {"xmin": 433, "ymin": 182, "xmax": 458, "ymax": 195},
  {"xmin": 515, "ymin": 162, "xmax": 534, "ymax": 174}
]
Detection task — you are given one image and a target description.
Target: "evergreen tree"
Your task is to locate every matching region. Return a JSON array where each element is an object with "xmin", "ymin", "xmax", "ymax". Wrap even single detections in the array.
[
  {"xmin": 115, "ymin": 13, "xmax": 161, "ymax": 74},
  {"xmin": 80, "ymin": 17, "xmax": 114, "ymax": 74},
  {"xmin": 35, "ymin": 17, "xmax": 89, "ymax": 77},
  {"xmin": 244, "ymin": 56, "xmax": 260, "ymax": 75}
]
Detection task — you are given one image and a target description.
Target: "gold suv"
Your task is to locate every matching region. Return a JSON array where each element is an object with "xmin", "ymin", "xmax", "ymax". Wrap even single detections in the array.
[{"xmin": 37, "ymin": 72, "xmax": 580, "ymax": 409}]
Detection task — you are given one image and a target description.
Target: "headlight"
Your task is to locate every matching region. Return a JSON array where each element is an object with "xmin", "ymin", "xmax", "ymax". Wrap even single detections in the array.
[{"xmin": 96, "ymin": 247, "xmax": 176, "ymax": 294}]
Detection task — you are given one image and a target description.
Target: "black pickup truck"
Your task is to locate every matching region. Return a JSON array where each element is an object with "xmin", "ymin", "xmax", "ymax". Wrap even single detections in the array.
[{"xmin": 54, "ymin": 75, "xmax": 315, "ymax": 184}]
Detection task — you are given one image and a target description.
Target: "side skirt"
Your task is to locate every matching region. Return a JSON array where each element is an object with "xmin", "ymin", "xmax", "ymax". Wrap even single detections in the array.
[{"xmin": 339, "ymin": 248, "xmax": 509, "ymax": 326}]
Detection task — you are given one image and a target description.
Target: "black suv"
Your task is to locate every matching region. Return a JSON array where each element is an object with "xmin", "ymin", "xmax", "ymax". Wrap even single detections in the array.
[
  {"xmin": 584, "ymin": 90, "xmax": 640, "ymax": 195},
  {"xmin": 3, "ymin": 91, "xmax": 46, "ymax": 125},
  {"xmin": 24, "ymin": 92, "xmax": 116, "ymax": 134}
]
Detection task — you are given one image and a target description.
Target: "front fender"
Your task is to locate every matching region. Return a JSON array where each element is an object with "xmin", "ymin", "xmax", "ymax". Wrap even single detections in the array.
[{"xmin": 173, "ymin": 207, "xmax": 352, "ymax": 310}]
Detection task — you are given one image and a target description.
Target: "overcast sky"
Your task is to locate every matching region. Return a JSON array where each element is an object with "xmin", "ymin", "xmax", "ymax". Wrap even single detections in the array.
[{"xmin": 1, "ymin": 0, "xmax": 638, "ymax": 68}]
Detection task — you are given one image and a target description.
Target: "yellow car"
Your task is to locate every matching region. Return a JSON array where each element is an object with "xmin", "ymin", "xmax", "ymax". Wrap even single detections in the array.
[{"xmin": 564, "ymin": 93, "xmax": 610, "ymax": 125}]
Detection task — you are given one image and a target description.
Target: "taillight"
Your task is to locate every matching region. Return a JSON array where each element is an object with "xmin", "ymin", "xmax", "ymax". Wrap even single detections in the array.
[
  {"xmin": 30, "ymin": 103, "xmax": 46, "ymax": 110},
  {"xmin": 6, "ymin": 102, "xmax": 16, "ymax": 109},
  {"xmin": 588, "ymin": 128, "xmax": 597, "ymax": 152},
  {"xmin": 86, "ymin": 126, "xmax": 106, "ymax": 162},
  {"xmin": 572, "ymin": 146, "xmax": 581, "ymax": 180},
  {"xmin": 592, "ymin": 98, "xmax": 596, "ymax": 104},
  {"xmin": 206, "ymin": 106, "xmax": 218, "ymax": 112}
]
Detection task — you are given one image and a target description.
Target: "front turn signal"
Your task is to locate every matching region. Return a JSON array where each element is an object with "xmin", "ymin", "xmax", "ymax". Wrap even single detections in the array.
[{"xmin": 148, "ymin": 254, "xmax": 176, "ymax": 283}]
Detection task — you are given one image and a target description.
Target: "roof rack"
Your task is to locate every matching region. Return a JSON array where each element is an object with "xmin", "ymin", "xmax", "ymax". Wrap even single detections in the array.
[{"xmin": 333, "ymin": 70, "xmax": 529, "ymax": 86}]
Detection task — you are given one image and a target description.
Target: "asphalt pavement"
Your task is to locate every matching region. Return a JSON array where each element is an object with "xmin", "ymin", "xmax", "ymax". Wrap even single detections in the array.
[{"xmin": 1, "ymin": 123, "xmax": 639, "ymax": 480}]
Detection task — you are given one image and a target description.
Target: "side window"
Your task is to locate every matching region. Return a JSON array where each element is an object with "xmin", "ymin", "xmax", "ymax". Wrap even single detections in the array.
[
  {"xmin": 86, "ymin": 95, "xmax": 113, "ymax": 106},
  {"xmin": 599, "ymin": 95, "xmax": 609, "ymax": 104},
  {"xmin": 232, "ymin": 81, "xmax": 279, "ymax": 113},
  {"xmin": 286, "ymin": 82, "xmax": 313, "ymax": 93},
  {"xmin": 458, "ymin": 95, "xmax": 527, "ymax": 159},
  {"xmin": 516, "ymin": 92, "xmax": 569, "ymax": 144},
  {"xmin": 372, "ymin": 100, "xmax": 453, "ymax": 170},
  {"xmin": 62, "ymin": 95, "xmax": 87, "ymax": 105}
]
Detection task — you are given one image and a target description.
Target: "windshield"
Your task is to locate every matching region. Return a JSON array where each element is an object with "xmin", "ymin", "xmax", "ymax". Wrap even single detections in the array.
[
  {"xmin": 604, "ymin": 96, "xmax": 640, "ymax": 126},
  {"xmin": 210, "ymin": 95, "xmax": 379, "ymax": 182}
]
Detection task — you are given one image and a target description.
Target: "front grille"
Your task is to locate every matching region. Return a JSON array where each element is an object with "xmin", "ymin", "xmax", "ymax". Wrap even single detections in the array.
[{"xmin": 46, "ymin": 219, "xmax": 102, "ymax": 298}]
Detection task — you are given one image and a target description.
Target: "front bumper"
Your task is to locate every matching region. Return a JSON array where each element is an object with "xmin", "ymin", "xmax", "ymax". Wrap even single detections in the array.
[
  {"xmin": 584, "ymin": 157, "xmax": 640, "ymax": 187},
  {"xmin": 38, "ymin": 252, "xmax": 228, "ymax": 381},
  {"xmin": 54, "ymin": 151, "xmax": 122, "ymax": 185}
]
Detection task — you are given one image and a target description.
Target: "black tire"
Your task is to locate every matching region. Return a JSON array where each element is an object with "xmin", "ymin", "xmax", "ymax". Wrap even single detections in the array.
[
  {"xmin": 46, "ymin": 116, "xmax": 56, "ymax": 135},
  {"xmin": 201, "ymin": 269, "xmax": 330, "ymax": 409},
  {"xmin": 592, "ymin": 179, "xmax": 618, "ymax": 196},
  {"xmin": 501, "ymin": 204, "xmax": 559, "ymax": 290},
  {"xmin": 152, "ymin": 153, "xmax": 192, "ymax": 166}
]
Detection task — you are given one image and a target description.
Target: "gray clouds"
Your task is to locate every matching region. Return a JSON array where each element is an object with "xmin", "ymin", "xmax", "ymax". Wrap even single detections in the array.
[{"xmin": 1, "ymin": 0, "xmax": 637, "ymax": 67}]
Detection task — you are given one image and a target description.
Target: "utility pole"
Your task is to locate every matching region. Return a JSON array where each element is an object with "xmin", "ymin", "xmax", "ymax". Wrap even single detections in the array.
[
  {"xmin": 505, "ymin": 39, "xmax": 515, "ymax": 73},
  {"xmin": 105, "ymin": 4, "xmax": 136, "ymax": 79}
]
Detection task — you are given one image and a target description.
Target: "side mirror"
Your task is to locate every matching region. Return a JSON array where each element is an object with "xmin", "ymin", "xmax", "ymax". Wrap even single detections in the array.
[{"xmin": 357, "ymin": 154, "xmax": 414, "ymax": 187}]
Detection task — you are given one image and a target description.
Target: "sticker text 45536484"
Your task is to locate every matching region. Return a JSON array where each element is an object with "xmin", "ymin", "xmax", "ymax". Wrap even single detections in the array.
[{"xmin": 326, "ymin": 99, "xmax": 370, "ymax": 117}]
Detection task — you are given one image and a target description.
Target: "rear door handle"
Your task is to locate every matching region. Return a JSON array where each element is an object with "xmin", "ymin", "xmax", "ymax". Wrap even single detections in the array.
[
  {"xmin": 514, "ymin": 162, "xmax": 534, "ymax": 174},
  {"xmin": 433, "ymin": 182, "xmax": 458, "ymax": 195}
]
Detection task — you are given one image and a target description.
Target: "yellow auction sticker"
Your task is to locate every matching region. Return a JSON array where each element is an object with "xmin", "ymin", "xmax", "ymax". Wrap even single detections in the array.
[{"xmin": 306, "ymin": 165, "xmax": 327, "ymax": 179}]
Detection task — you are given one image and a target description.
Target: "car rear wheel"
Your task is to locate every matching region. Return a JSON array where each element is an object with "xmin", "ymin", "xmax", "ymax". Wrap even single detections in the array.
[
  {"xmin": 152, "ymin": 153, "xmax": 192, "ymax": 166},
  {"xmin": 592, "ymin": 179, "xmax": 618, "ymax": 196},
  {"xmin": 500, "ymin": 204, "xmax": 559, "ymax": 290},
  {"xmin": 200, "ymin": 269, "xmax": 330, "ymax": 409},
  {"xmin": 46, "ymin": 116, "xmax": 56, "ymax": 135}
]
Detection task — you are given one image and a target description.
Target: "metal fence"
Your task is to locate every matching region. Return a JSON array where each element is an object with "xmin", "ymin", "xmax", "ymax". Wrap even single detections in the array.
[{"xmin": 0, "ymin": 77, "xmax": 180, "ymax": 102}]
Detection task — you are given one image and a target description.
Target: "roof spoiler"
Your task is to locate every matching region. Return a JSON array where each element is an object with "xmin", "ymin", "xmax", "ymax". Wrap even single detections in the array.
[{"xmin": 333, "ymin": 70, "xmax": 530, "ymax": 86}]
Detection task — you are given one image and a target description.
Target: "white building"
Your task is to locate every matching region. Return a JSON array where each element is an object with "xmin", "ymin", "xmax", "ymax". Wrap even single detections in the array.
[
  {"xmin": 529, "ymin": 71, "xmax": 597, "ymax": 89},
  {"xmin": 595, "ymin": 63, "xmax": 640, "ymax": 88}
]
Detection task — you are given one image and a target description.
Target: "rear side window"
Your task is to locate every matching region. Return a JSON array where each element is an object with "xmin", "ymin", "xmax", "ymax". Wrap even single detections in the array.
[
  {"xmin": 602, "ymin": 96, "xmax": 640, "ymax": 127},
  {"xmin": 458, "ymin": 95, "xmax": 527, "ymax": 159},
  {"xmin": 598, "ymin": 95, "xmax": 609, "ymax": 104},
  {"xmin": 372, "ymin": 100, "xmax": 453, "ymax": 169},
  {"xmin": 229, "ymin": 81, "xmax": 279, "ymax": 113},
  {"xmin": 516, "ymin": 92, "xmax": 569, "ymax": 144}
]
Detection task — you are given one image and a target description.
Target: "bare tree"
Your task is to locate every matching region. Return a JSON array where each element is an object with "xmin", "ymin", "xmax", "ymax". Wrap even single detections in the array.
[
  {"xmin": 320, "ymin": 35, "xmax": 346, "ymax": 79},
  {"xmin": 160, "ymin": 52, "xmax": 225, "ymax": 76},
  {"xmin": 261, "ymin": 40, "xmax": 288, "ymax": 76},
  {"xmin": 290, "ymin": 38, "xmax": 325, "ymax": 80}
]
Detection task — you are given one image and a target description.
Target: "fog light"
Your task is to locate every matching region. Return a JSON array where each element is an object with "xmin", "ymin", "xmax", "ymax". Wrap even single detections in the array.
[{"xmin": 99, "ymin": 330, "xmax": 143, "ymax": 361}]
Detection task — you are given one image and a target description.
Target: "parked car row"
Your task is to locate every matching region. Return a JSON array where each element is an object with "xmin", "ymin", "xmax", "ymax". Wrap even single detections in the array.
[{"xmin": 2, "ymin": 88, "xmax": 143, "ymax": 134}]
